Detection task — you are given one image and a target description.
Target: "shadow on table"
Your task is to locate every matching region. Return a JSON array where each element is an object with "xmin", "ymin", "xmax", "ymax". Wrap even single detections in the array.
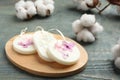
[
  {"xmin": 12, "ymin": 15, "xmax": 51, "ymax": 22},
  {"xmin": 101, "ymin": 14, "xmax": 120, "ymax": 21},
  {"xmin": 67, "ymin": 7, "xmax": 95, "ymax": 14}
]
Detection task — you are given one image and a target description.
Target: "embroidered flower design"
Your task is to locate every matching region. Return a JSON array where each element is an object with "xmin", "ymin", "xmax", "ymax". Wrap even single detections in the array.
[
  {"xmin": 18, "ymin": 35, "xmax": 33, "ymax": 48},
  {"xmin": 55, "ymin": 40, "xmax": 75, "ymax": 59},
  {"xmin": 62, "ymin": 41, "xmax": 75, "ymax": 51}
]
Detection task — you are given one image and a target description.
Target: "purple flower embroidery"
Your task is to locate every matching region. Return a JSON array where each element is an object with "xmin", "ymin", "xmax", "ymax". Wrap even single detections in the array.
[
  {"xmin": 55, "ymin": 40, "xmax": 75, "ymax": 59},
  {"xmin": 18, "ymin": 36, "xmax": 33, "ymax": 48},
  {"xmin": 62, "ymin": 41, "xmax": 75, "ymax": 51}
]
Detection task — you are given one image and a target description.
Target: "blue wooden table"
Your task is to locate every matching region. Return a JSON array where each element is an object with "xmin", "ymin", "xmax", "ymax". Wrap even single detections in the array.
[{"xmin": 0, "ymin": 0, "xmax": 120, "ymax": 80}]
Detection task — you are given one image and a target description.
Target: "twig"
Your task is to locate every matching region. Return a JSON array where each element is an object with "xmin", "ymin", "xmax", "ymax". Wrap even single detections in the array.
[
  {"xmin": 98, "ymin": 3, "xmax": 111, "ymax": 14},
  {"xmin": 95, "ymin": 7, "xmax": 100, "ymax": 11}
]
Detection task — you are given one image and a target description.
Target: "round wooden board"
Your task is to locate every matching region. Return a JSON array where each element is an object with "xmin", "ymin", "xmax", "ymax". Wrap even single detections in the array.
[{"xmin": 5, "ymin": 34, "xmax": 88, "ymax": 77}]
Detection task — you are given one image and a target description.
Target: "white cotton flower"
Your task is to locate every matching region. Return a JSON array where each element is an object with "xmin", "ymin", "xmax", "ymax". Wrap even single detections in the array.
[
  {"xmin": 90, "ymin": 22, "xmax": 104, "ymax": 35},
  {"xmin": 112, "ymin": 39, "xmax": 120, "ymax": 69},
  {"xmin": 85, "ymin": 0, "xmax": 98, "ymax": 8},
  {"xmin": 35, "ymin": 3, "xmax": 48, "ymax": 16},
  {"xmin": 15, "ymin": 0, "xmax": 25, "ymax": 9},
  {"xmin": 15, "ymin": 0, "xmax": 37, "ymax": 20},
  {"xmin": 72, "ymin": 19, "xmax": 83, "ymax": 34},
  {"xmin": 34, "ymin": 0, "xmax": 44, "ymax": 10},
  {"xmin": 85, "ymin": 0, "xmax": 93, "ymax": 6},
  {"xmin": 85, "ymin": 0, "xmax": 99, "ymax": 9},
  {"xmin": 34, "ymin": 0, "xmax": 43, "ymax": 7},
  {"xmin": 74, "ymin": 0, "xmax": 98, "ymax": 10},
  {"xmin": 112, "ymin": 44, "xmax": 120, "ymax": 60},
  {"xmin": 35, "ymin": 0, "xmax": 43, "ymax": 4},
  {"xmin": 80, "ymin": 14, "xmax": 96, "ymax": 27},
  {"xmin": 16, "ymin": 7, "xmax": 27, "ymax": 20},
  {"xmin": 46, "ymin": 4, "xmax": 55, "ymax": 14},
  {"xmin": 27, "ymin": 6, "xmax": 37, "ymax": 17},
  {"xmin": 77, "ymin": 0, "xmax": 90, "ymax": 10},
  {"xmin": 25, "ymin": 1, "xmax": 35, "ymax": 9},
  {"xmin": 73, "ymin": 0, "xmax": 98, "ymax": 10},
  {"xmin": 25, "ymin": 1, "xmax": 37, "ymax": 16},
  {"xmin": 34, "ymin": 0, "xmax": 55, "ymax": 17},
  {"xmin": 44, "ymin": 0, "xmax": 54, "ymax": 5},
  {"xmin": 115, "ymin": 57, "xmax": 120, "ymax": 69},
  {"xmin": 77, "ymin": 29, "xmax": 95, "ymax": 42}
]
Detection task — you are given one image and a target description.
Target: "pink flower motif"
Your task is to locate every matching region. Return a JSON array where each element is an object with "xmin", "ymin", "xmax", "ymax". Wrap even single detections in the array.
[
  {"xmin": 55, "ymin": 40, "xmax": 75, "ymax": 59},
  {"xmin": 18, "ymin": 36, "xmax": 33, "ymax": 48},
  {"xmin": 62, "ymin": 41, "xmax": 75, "ymax": 51}
]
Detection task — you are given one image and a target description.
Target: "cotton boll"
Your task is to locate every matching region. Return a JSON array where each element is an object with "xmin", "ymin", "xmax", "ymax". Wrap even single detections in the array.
[
  {"xmin": 72, "ymin": 19, "xmax": 83, "ymax": 34},
  {"xmin": 86, "ymin": 0, "xmax": 93, "ymax": 4},
  {"xmin": 80, "ymin": 14, "xmax": 96, "ymax": 27},
  {"xmin": 15, "ymin": 0, "xmax": 25, "ymax": 9},
  {"xmin": 77, "ymin": 0, "xmax": 90, "ymax": 10},
  {"xmin": 46, "ymin": 4, "xmax": 55, "ymax": 14},
  {"xmin": 25, "ymin": 0, "xmax": 35, "ymax": 9},
  {"xmin": 25, "ymin": 0, "xmax": 37, "ymax": 14},
  {"xmin": 34, "ymin": 0, "xmax": 46, "ymax": 16},
  {"xmin": 114, "ymin": 57, "xmax": 120, "ymax": 69},
  {"xmin": 27, "ymin": 7, "xmax": 37, "ymax": 17},
  {"xmin": 16, "ymin": 7, "xmax": 27, "ymax": 20},
  {"xmin": 34, "ymin": 0, "xmax": 43, "ymax": 4},
  {"xmin": 90, "ymin": 22, "xmax": 103, "ymax": 35},
  {"xmin": 15, "ymin": 0, "xmax": 37, "ymax": 20},
  {"xmin": 36, "ymin": 4, "xmax": 48, "ymax": 16},
  {"xmin": 85, "ymin": 0, "xmax": 99, "ymax": 8},
  {"xmin": 34, "ymin": 0, "xmax": 44, "ymax": 9},
  {"xmin": 112, "ymin": 44, "xmax": 120, "ymax": 60},
  {"xmin": 77, "ymin": 29, "xmax": 95, "ymax": 42},
  {"xmin": 85, "ymin": 0, "xmax": 93, "ymax": 6},
  {"xmin": 35, "ymin": 0, "xmax": 54, "ymax": 16},
  {"xmin": 25, "ymin": 1, "xmax": 37, "ymax": 16}
]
